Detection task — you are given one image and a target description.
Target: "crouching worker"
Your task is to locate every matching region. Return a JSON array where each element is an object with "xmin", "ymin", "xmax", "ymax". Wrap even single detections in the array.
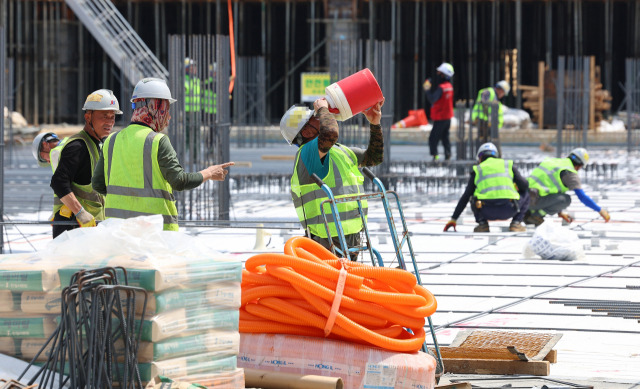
[
  {"xmin": 444, "ymin": 142, "xmax": 530, "ymax": 233},
  {"xmin": 524, "ymin": 148, "xmax": 610, "ymax": 226}
]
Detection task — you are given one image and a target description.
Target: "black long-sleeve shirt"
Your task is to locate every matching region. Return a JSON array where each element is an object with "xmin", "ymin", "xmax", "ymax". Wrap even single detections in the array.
[
  {"xmin": 451, "ymin": 161, "xmax": 529, "ymax": 220},
  {"xmin": 50, "ymin": 134, "xmax": 101, "ymax": 199}
]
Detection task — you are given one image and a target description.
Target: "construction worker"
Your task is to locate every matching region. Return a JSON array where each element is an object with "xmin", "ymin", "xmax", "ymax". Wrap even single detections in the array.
[
  {"xmin": 444, "ymin": 142, "xmax": 529, "ymax": 233},
  {"xmin": 423, "ymin": 62, "xmax": 454, "ymax": 161},
  {"xmin": 32, "ymin": 132, "xmax": 61, "ymax": 167},
  {"xmin": 471, "ymin": 80, "xmax": 510, "ymax": 146},
  {"xmin": 184, "ymin": 57, "xmax": 201, "ymax": 113},
  {"xmin": 524, "ymin": 148, "xmax": 610, "ymax": 226},
  {"xmin": 39, "ymin": 89, "xmax": 121, "ymax": 238},
  {"xmin": 282, "ymin": 97, "xmax": 385, "ymax": 260},
  {"xmin": 92, "ymin": 77, "xmax": 234, "ymax": 231}
]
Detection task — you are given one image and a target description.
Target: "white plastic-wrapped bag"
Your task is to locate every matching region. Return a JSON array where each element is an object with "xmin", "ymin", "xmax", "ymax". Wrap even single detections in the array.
[{"xmin": 523, "ymin": 222, "xmax": 585, "ymax": 261}]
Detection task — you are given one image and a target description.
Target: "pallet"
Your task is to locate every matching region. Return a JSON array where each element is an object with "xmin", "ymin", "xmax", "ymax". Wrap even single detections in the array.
[{"xmin": 437, "ymin": 330, "xmax": 562, "ymax": 376}]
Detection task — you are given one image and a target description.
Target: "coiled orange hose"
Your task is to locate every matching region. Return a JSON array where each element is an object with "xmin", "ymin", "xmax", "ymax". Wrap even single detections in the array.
[{"xmin": 240, "ymin": 236, "xmax": 437, "ymax": 353}]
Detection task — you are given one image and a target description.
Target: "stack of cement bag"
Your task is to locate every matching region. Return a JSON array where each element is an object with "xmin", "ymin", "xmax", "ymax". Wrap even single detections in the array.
[{"xmin": 0, "ymin": 216, "xmax": 244, "ymax": 388}]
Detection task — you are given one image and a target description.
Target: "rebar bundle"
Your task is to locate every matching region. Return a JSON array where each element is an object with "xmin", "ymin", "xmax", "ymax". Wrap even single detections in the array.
[{"xmin": 18, "ymin": 267, "xmax": 148, "ymax": 389}]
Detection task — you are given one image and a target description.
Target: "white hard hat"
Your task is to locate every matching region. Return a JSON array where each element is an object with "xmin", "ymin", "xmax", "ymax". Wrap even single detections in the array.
[
  {"xmin": 32, "ymin": 132, "xmax": 59, "ymax": 167},
  {"xmin": 437, "ymin": 62, "xmax": 455, "ymax": 79},
  {"xmin": 477, "ymin": 142, "xmax": 498, "ymax": 160},
  {"xmin": 82, "ymin": 89, "xmax": 123, "ymax": 114},
  {"xmin": 569, "ymin": 147, "xmax": 589, "ymax": 166},
  {"xmin": 184, "ymin": 57, "xmax": 194, "ymax": 68},
  {"xmin": 280, "ymin": 105, "xmax": 314, "ymax": 145},
  {"xmin": 495, "ymin": 80, "xmax": 510, "ymax": 96},
  {"xmin": 131, "ymin": 77, "xmax": 177, "ymax": 104}
]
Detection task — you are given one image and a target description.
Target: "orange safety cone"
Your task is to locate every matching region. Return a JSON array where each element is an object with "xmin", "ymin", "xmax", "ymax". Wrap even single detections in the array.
[{"xmin": 391, "ymin": 109, "xmax": 428, "ymax": 129}]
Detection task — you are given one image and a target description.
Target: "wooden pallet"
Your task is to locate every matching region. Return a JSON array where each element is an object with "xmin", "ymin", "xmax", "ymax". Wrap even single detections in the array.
[{"xmin": 436, "ymin": 330, "xmax": 562, "ymax": 376}]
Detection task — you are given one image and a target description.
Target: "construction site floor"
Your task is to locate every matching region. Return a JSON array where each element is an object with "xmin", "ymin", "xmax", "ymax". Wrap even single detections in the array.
[{"xmin": 2, "ymin": 144, "xmax": 639, "ymax": 388}]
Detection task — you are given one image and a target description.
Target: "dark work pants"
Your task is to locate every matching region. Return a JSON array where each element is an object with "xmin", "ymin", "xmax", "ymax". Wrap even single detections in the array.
[
  {"xmin": 471, "ymin": 191, "xmax": 530, "ymax": 224},
  {"xmin": 52, "ymin": 211, "xmax": 78, "ymax": 239},
  {"xmin": 529, "ymin": 193, "xmax": 571, "ymax": 215},
  {"xmin": 429, "ymin": 120, "xmax": 451, "ymax": 158}
]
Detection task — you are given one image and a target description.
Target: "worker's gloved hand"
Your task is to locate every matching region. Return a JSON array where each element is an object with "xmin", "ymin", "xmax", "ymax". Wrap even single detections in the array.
[
  {"xmin": 75, "ymin": 207, "xmax": 96, "ymax": 228},
  {"xmin": 599, "ymin": 209, "xmax": 611, "ymax": 222},
  {"xmin": 423, "ymin": 78, "xmax": 432, "ymax": 91},
  {"xmin": 558, "ymin": 211, "xmax": 573, "ymax": 224},
  {"xmin": 443, "ymin": 219, "xmax": 457, "ymax": 232}
]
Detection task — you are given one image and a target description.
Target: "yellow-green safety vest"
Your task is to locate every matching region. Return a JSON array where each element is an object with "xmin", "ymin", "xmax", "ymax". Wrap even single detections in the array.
[
  {"xmin": 204, "ymin": 77, "xmax": 217, "ymax": 115},
  {"xmin": 473, "ymin": 157, "xmax": 519, "ymax": 200},
  {"xmin": 185, "ymin": 75, "xmax": 202, "ymax": 112},
  {"xmin": 528, "ymin": 158, "xmax": 576, "ymax": 197},
  {"xmin": 102, "ymin": 124, "xmax": 179, "ymax": 231},
  {"xmin": 51, "ymin": 131, "xmax": 105, "ymax": 220},
  {"xmin": 471, "ymin": 87, "xmax": 505, "ymax": 129},
  {"xmin": 290, "ymin": 143, "xmax": 367, "ymax": 239}
]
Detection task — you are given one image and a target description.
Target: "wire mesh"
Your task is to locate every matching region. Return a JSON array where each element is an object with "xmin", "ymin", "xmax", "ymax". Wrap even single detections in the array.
[
  {"xmin": 556, "ymin": 56, "xmax": 591, "ymax": 157},
  {"xmin": 233, "ymin": 56, "xmax": 267, "ymax": 148},
  {"xmin": 625, "ymin": 58, "xmax": 640, "ymax": 152},
  {"xmin": 168, "ymin": 34, "xmax": 231, "ymax": 221}
]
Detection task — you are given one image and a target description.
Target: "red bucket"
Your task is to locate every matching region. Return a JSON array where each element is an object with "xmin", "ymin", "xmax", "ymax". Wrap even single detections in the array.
[{"xmin": 325, "ymin": 68, "xmax": 384, "ymax": 121}]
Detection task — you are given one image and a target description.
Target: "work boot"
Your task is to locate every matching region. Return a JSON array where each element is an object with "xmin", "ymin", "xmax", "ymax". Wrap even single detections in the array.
[
  {"xmin": 523, "ymin": 210, "xmax": 544, "ymax": 226},
  {"xmin": 509, "ymin": 221, "xmax": 527, "ymax": 232},
  {"xmin": 473, "ymin": 222, "xmax": 490, "ymax": 232}
]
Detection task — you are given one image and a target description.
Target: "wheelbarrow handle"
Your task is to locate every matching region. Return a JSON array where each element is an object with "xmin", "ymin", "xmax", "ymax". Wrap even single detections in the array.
[
  {"xmin": 362, "ymin": 167, "xmax": 376, "ymax": 181},
  {"xmin": 311, "ymin": 173, "xmax": 325, "ymax": 188}
]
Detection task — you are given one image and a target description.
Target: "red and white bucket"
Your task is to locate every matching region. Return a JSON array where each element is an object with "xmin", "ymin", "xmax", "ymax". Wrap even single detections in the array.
[{"xmin": 325, "ymin": 68, "xmax": 384, "ymax": 121}]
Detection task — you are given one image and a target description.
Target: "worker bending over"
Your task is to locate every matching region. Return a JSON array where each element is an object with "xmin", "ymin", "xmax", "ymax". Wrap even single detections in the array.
[
  {"xmin": 444, "ymin": 142, "xmax": 529, "ymax": 233},
  {"xmin": 281, "ymin": 97, "xmax": 385, "ymax": 260},
  {"xmin": 524, "ymin": 148, "xmax": 610, "ymax": 226}
]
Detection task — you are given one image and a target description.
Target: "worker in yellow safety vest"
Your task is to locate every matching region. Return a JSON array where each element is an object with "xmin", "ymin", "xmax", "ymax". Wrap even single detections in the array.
[
  {"xmin": 444, "ymin": 142, "xmax": 529, "ymax": 233},
  {"xmin": 471, "ymin": 80, "xmax": 510, "ymax": 144},
  {"xmin": 524, "ymin": 148, "xmax": 611, "ymax": 226},
  {"xmin": 92, "ymin": 77, "xmax": 234, "ymax": 231},
  {"xmin": 281, "ymin": 96, "xmax": 385, "ymax": 260},
  {"xmin": 32, "ymin": 89, "xmax": 121, "ymax": 238}
]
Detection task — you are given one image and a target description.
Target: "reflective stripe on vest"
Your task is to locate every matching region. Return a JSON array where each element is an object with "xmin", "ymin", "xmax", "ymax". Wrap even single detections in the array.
[
  {"xmin": 473, "ymin": 158, "xmax": 519, "ymax": 200},
  {"xmin": 290, "ymin": 143, "xmax": 367, "ymax": 239},
  {"xmin": 51, "ymin": 131, "xmax": 105, "ymax": 220},
  {"xmin": 103, "ymin": 124, "xmax": 179, "ymax": 231},
  {"xmin": 471, "ymin": 87, "xmax": 504, "ymax": 128},
  {"xmin": 527, "ymin": 158, "xmax": 576, "ymax": 197}
]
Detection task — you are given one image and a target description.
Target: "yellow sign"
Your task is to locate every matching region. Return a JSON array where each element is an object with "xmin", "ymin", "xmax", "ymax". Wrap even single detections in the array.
[{"xmin": 301, "ymin": 73, "xmax": 330, "ymax": 103}]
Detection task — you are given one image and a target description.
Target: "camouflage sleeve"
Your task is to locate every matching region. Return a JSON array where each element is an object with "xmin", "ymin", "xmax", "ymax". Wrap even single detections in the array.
[
  {"xmin": 360, "ymin": 124, "xmax": 384, "ymax": 167},
  {"xmin": 316, "ymin": 107, "xmax": 339, "ymax": 153}
]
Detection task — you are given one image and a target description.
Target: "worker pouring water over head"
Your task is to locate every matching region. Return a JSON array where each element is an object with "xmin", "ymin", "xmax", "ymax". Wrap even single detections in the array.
[{"xmin": 281, "ymin": 95, "xmax": 385, "ymax": 260}]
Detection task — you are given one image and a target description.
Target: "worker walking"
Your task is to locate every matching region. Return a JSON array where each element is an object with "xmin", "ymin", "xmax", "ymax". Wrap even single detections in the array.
[
  {"xmin": 281, "ymin": 97, "xmax": 385, "ymax": 260},
  {"xmin": 423, "ymin": 62, "xmax": 455, "ymax": 161},
  {"xmin": 524, "ymin": 148, "xmax": 610, "ymax": 226},
  {"xmin": 471, "ymin": 80, "xmax": 510, "ymax": 149},
  {"xmin": 92, "ymin": 77, "xmax": 234, "ymax": 231},
  {"xmin": 34, "ymin": 89, "xmax": 121, "ymax": 238},
  {"xmin": 444, "ymin": 142, "xmax": 529, "ymax": 233}
]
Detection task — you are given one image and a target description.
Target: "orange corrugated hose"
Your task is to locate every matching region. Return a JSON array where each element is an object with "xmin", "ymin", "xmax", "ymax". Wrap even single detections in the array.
[{"xmin": 240, "ymin": 236, "xmax": 437, "ymax": 353}]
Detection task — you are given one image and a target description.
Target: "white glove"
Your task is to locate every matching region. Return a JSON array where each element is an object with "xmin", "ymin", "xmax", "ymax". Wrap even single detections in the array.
[{"xmin": 75, "ymin": 207, "xmax": 96, "ymax": 227}]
